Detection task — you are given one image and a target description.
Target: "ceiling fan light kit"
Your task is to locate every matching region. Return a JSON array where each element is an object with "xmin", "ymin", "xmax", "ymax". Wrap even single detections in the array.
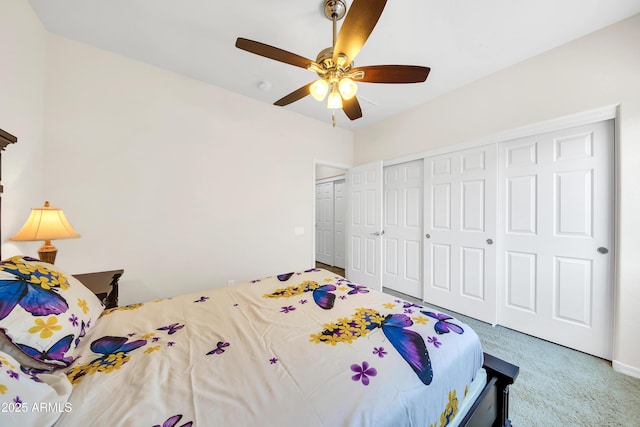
[
  {"xmin": 235, "ymin": 0, "xmax": 430, "ymax": 125},
  {"xmin": 310, "ymin": 79, "xmax": 329, "ymax": 101},
  {"xmin": 327, "ymin": 87, "xmax": 343, "ymax": 109}
]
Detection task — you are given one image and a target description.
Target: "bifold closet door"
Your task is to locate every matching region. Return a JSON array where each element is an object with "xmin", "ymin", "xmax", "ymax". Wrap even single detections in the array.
[
  {"xmin": 383, "ymin": 160, "xmax": 423, "ymax": 299},
  {"xmin": 423, "ymin": 146, "xmax": 497, "ymax": 324},
  {"xmin": 498, "ymin": 120, "xmax": 614, "ymax": 359},
  {"xmin": 315, "ymin": 182, "xmax": 334, "ymax": 265},
  {"xmin": 334, "ymin": 179, "xmax": 346, "ymax": 269}
]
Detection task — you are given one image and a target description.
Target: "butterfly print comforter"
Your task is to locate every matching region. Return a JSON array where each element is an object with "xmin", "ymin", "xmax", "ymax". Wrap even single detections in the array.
[{"xmin": 55, "ymin": 269, "xmax": 483, "ymax": 427}]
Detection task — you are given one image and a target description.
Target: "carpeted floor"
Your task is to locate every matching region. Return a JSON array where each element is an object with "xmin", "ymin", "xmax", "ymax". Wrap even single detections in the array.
[
  {"xmin": 316, "ymin": 263, "xmax": 640, "ymax": 425},
  {"xmin": 384, "ymin": 288, "xmax": 640, "ymax": 426}
]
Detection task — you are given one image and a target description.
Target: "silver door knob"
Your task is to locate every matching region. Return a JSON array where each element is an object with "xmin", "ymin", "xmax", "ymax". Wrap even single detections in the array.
[
  {"xmin": 597, "ymin": 247, "xmax": 608, "ymax": 254},
  {"xmin": 425, "ymin": 234, "xmax": 431, "ymax": 239},
  {"xmin": 486, "ymin": 239, "xmax": 494, "ymax": 245},
  {"xmin": 370, "ymin": 231, "xmax": 384, "ymax": 237}
]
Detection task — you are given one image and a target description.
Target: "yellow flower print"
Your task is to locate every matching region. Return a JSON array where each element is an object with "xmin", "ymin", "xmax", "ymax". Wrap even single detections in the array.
[
  {"xmin": 31, "ymin": 274, "xmax": 52, "ymax": 290},
  {"xmin": 324, "ymin": 278, "xmax": 333, "ymax": 282},
  {"xmin": 0, "ymin": 384, "xmax": 6, "ymax": 394},
  {"xmin": 338, "ymin": 286, "xmax": 348, "ymax": 292},
  {"xmin": 309, "ymin": 333, "xmax": 323, "ymax": 344},
  {"xmin": 383, "ymin": 302, "xmax": 396, "ymax": 310},
  {"xmin": 29, "ymin": 316, "xmax": 62, "ymax": 339},
  {"xmin": 101, "ymin": 303, "xmax": 143, "ymax": 316},
  {"xmin": 66, "ymin": 352, "xmax": 131, "ymax": 384},
  {"xmin": 144, "ymin": 346, "xmax": 160, "ymax": 354},
  {"xmin": 263, "ymin": 281, "xmax": 319, "ymax": 299},
  {"xmin": 8, "ymin": 258, "xmax": 36, "ymax": 275},
  {"xmin": 50, "ymin": 272, "xmax": 70, "ymax": 290},
  {"xmin": 77, "ymin": 298, "xmax": 89, "ymax": 314},
  {"xmin": 412, "ymin": 315, "xmax": 428, "ymax": 325},
  {"xmin": 141, "ymin": 332, "xmax": 156, "ymax": 340},
  {"xmin": 0, "ymin": 355, "xmax": 13, "ymax": 368}
]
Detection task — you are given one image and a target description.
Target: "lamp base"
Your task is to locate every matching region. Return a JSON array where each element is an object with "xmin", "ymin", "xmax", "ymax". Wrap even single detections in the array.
[{"xmin": 38, "ymin": 242, "xmax": 58, "ymax": 265}]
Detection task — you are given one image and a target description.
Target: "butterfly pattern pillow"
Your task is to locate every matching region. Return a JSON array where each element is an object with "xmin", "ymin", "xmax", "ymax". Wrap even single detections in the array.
[
  {"xmin": 0, "ymin": 349, "xmax": 72, "ymax": 427},
  {"xmin": 0, "ymin": 256, "xmax": 104, "ymax": 369}
]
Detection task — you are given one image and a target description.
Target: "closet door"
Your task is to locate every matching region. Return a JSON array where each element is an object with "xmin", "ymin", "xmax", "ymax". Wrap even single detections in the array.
[
  {"xmin": 383, "ymin": 160, "xmax": 423, "ymax": 299},
  {"xmin": 498, "ymin": 120, "xmax": 614, "ymax": 359},
  {"xmin": 347, "ymin": 162, "xmax": 384, "ymax": 290},
  {"xmin": 334, "ymin": 179, "xmax": 346, "ymax": 269},
  {"xmin": 424, "ymin": 145, "xmax": 497, "ymax": 324},
  {"xmin": 315, "ymin": 182, "xmax": 334, "ymax": 265}
]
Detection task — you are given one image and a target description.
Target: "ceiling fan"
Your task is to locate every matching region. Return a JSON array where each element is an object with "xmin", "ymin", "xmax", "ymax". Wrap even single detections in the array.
[{"xmin": 235, "ymin": 0, "xmax": 430, "ymax": 126}]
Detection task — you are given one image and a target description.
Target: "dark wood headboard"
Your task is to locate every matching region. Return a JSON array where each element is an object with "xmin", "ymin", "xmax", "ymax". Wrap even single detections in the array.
[{"xmin": 0, "ymin": 128, "xmax": 18, "ymax": 258}]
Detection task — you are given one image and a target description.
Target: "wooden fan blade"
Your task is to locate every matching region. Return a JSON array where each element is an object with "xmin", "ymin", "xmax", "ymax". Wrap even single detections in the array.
[
  {"xmin": 236, "ymin": 38, "xmax": 314, "ymax": 69},
  {"xmin": 351, "ymin": 65, "xmax": 431, "ymax": 83},
  {"xmin": 333, "ymin": 0, "xmax": 387, "ymax": 65},
  {"xmin": 274, "ymin": 83, "xmax": 313, "ymax": 106},
  {"xmin": 342, "ymin": 96, "xmax": 363, "ymax": 121}
]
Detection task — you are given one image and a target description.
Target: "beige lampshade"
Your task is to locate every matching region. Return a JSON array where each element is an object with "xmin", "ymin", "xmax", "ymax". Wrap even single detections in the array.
[
  {"xmin": 10, "ymin": 201, "xmax": 80, "ymax": 264},
  {"xmin": 11, "ymin": 201, "xmax": 80, "ymax": 241}
]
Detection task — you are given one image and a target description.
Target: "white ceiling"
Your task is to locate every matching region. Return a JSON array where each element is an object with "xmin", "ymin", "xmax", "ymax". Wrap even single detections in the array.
[{"xmin": 28, "ymin": 0, "xmax": 640, "ymax": 131}]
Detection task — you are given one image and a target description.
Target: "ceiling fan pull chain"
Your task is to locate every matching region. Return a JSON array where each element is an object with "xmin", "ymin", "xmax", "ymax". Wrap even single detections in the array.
[{"xmin": 332, "ymin": 112, "xmax": 336, "ymax": 128}]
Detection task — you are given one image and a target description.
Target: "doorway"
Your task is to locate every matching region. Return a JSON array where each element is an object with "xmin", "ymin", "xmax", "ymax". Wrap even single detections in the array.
[{"xmin": 314, "ymin": 162, "xmax": 348, "ymax": 272}]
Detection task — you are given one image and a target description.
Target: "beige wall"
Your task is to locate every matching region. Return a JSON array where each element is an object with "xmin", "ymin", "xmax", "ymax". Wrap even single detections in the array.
[
  {"xmin": 354, "ymin": 14, "xmax": 640, "ymax": 376},
  {"xmin": 2, "ymin": 1, "xmax": 353, "ymax": 305},
  {"xmin": 0, "ymin": 0, "xmax": 47, "ymax": 252}
]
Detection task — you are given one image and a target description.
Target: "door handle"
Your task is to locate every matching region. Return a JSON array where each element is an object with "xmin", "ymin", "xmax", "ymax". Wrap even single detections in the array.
[
  {"xmin": 486, "ymin": 239, "xmax": 494, "ymax": 245},
  {"xmin": 597, "ymin": 247, "xmax": 608, "ymax": 254},
  {"xmin": 425, "ymin": 234, "xmax": 431, "ymax": 239},
  {"xmin": 370, "ymin": 231, "xmax": 384, "ymax": 237}
]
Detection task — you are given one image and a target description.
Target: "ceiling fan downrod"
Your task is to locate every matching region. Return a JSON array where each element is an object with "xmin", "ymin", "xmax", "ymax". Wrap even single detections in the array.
[{"xmin": 324, "ymin": 0, "xmax": 346, "ymax": 47}]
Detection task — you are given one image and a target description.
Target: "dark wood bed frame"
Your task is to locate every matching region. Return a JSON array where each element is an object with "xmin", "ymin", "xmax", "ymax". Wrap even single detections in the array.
[
  {"xmin": 462, "ymin": 353, "xmax": 519, "ymax": 426},
  {"xmin": 0, "ymin": 128, "xmax": 18, "ymax": 258},
  {"xmin": 0, "ymin": 129, "xmax": 518, "ymax": 426}
]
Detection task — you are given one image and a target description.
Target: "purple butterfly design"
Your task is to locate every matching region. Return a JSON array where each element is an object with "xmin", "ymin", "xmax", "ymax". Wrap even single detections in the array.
[
  {"xmin": 17, "ymin": 334, "xmax": 74, "ymax": 367},
  {"xmin": 266, "ymin": 282, "xmax": 337, "ymax": 310},
  {"xmin": 193, "ymin": 296, "xmax": 209, "ymax": 303},
  {"xmin": 378, "ymin": 314, "xmax": 433, "ymax": 385},
  {"xmin": 153, "ymin": 414, "xmax": 193, "ymax": 427},
  {"xmin": 402, "ymin": 301, "xmax": 423, "ymax": 310},
  {"xmin": 67, "ymin": 336, "xmax": 147, "ymax": 383},
  {"xmin": 347, "ymin": 284, "xmax": 369, "ymax": 295},
  {"xmin": 75, "ymin": 320, "xmax": 90, "ymax": 346},
  {"xmin": 90, "ymin": 336, "xmax": 147, "ymax": 355},
  {"xmin": 422, "ymin": 311, "xmax": 464, "ymax": 335},
  {"xmin": 320, "ymin": 312, "xmax": 433, "ymax": 385},
  {"xmin": 0, "ymin": 262, "xmax": 68, "ymax": 320},
  {"xmin": 206, "ymin": 341, "xmax": 230, "ymax": 355},
  {"xmin": 277, "ymin": 272, "xmax": 294, "ymax": 281},
  {"xmin": 20, "ymin": 366, "xmax": 47, "ymax": 383},
  {"xmin": 311, "ymin": 285, "xmax": 337, "ymax": 309},
  {"xmin": 156, "ymin": 323, "xmax": 184, "ymax": 335}
]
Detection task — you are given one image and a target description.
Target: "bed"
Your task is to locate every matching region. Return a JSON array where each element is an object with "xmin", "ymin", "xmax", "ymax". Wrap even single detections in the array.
[{"xmin": 0, "ymin": 256, "xmax": 518, "ymax": 426}]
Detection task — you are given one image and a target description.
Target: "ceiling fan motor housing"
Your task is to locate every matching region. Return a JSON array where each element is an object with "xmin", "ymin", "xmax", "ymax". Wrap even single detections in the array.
[{"xmin": 324, "ymin": 0, "xmax": 346, "ymax": 21}]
